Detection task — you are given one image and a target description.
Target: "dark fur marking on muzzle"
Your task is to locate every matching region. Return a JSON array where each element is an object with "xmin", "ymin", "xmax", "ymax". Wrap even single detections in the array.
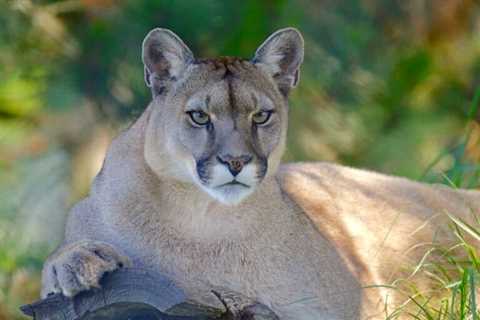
[
  {"xmin": 196, "ymin": 157, "xmax": 212, "ymax": 184},
  {"xmin": 256, "ymin": 157, "xmax": 268, "ymax": 180}
]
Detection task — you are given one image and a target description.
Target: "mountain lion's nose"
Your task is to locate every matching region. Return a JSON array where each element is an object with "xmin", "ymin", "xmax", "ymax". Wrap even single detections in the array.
[{"xmin": 217, "ymin": 154, "xmax": 253, "ymax": 176}]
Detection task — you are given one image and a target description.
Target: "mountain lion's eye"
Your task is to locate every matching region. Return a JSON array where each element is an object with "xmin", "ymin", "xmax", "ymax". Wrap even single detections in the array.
[
  {"xmin": 188, "ymin": 111, "xmax": 210, "ymax": 126},
  {"xmin": 252, "ymin": 111, "xmax": 272, "ymax": 125}
]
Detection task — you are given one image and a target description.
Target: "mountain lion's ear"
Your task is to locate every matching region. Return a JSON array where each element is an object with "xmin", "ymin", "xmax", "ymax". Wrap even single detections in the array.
[
  {"xmin": 252, "ymin": 28, "xmax": 304, "ymax": 96},
  {"xmin": 142, "ymin": 28, "xmax": 194, "ymax": 96}
]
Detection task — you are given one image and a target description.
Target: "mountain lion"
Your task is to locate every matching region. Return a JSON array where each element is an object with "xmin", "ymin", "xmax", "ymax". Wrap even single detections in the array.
[{"xmin": 41, "ymin": 27, "xmax": 480, "ymax": 319}]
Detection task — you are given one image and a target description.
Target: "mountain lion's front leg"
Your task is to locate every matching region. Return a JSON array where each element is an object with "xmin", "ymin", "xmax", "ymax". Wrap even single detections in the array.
[{"xmin": 41, "ymin": 240, "xmax": 131, "ymax": 298}]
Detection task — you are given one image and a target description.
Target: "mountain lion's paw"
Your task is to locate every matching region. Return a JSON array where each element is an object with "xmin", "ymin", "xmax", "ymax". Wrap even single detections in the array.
[
  {"xmin": 212, "ymin": 288, "xmax": 279, "ymax": 320},
  {"xmin": 41, "ymin": 240, "xmax": 131, "ymax": 298}
]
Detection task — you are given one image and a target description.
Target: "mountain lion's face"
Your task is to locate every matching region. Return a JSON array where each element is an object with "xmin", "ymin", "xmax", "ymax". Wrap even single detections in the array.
[{"xmin": 142, "ymin": 28, "xmax": 304, "ymax": 205}]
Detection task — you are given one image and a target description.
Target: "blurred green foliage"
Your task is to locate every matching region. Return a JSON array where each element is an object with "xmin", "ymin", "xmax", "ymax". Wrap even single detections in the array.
[{"xmin": 0, "ymin": 0, "xmax": 479, "ymax": 318}]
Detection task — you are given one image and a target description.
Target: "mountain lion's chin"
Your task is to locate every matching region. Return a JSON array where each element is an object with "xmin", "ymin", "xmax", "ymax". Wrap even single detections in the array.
[{"xmin": 201, "ymin": 183, "xmax": 256, "ymax": 206}]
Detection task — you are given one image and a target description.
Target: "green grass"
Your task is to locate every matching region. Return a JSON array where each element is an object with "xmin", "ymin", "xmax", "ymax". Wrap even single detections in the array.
[
  {"xmin": 383, "ymin": 214, "xmax": 479, "ymax": 319},
  {"xmin": 420, "ymin": 87, "xmax": 480, "ymax": 189}
]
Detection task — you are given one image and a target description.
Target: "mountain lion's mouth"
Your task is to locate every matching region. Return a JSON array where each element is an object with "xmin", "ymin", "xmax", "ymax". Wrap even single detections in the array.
[{"xmin": 216, "ymin": 181, "xmax": 250, "ymax": 188}]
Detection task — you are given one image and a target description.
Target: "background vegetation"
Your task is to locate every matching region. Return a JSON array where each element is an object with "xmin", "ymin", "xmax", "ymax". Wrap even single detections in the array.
[{"xmin": 0, "ymin": 0, "xmax": 479, "ymax": 319}]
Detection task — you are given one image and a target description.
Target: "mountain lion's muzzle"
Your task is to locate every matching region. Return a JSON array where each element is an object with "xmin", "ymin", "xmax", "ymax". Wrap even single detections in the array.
[{"xmin": 195, "ymin": 152, "xmax": 268, "ymax": 205}]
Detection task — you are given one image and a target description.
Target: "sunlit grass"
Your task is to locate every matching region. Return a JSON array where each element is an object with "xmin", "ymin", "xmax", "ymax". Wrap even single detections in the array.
[{"xmin": 382, "ymin": 213, "xmax": 479, "ymax": 320}]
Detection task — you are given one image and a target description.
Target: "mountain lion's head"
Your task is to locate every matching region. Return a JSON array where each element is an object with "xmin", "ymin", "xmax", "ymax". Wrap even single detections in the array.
[{"xmin": 142, "ymin": 28, "xmax": 304, "ymax": 205}]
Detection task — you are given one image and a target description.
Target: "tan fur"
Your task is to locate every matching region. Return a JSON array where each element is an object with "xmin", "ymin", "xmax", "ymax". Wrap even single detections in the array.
[
  {"xmin": 279, "ymin": 163, "xmax": 480, "ymax": 317},
  {"xmin": 41, "ymin": 28, "xmax": 480, "ymax": 319}
]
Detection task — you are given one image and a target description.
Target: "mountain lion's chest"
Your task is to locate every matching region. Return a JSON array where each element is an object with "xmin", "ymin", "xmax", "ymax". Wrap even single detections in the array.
[{"xmin": 123, "ymin": 214, "xmax": 360, "ymax": 319}]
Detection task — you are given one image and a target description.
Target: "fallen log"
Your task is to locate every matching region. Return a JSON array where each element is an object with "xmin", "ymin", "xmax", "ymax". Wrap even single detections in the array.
[
  {"xmin": 20, "ymin": 268, "xmax": 223, "ymax": 319},
  {"xmin": 20, "ymin": 268, "xmax": 279, "ymax": 320}
]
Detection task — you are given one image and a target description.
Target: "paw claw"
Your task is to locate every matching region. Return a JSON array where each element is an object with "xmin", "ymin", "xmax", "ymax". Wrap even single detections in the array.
[{"xmin": 41, "ymin": 241, "xmax": 130, "ymax": 298}]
